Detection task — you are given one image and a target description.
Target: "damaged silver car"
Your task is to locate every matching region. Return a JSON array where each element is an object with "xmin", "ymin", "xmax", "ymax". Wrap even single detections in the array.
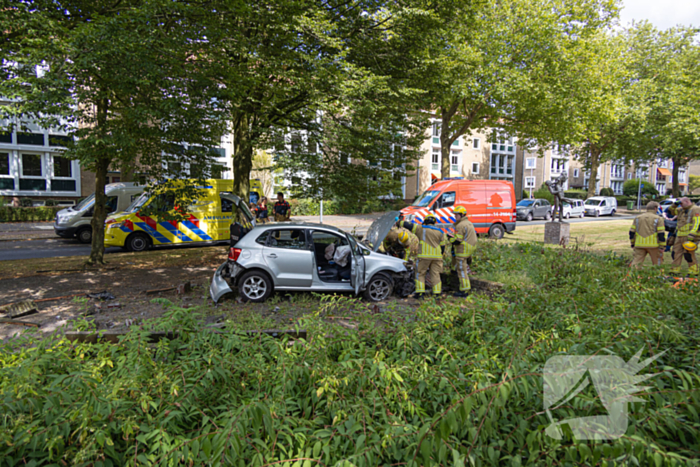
[{"xmin": 209, "ymin": 210, "xmax": 414, "ymax": 303}]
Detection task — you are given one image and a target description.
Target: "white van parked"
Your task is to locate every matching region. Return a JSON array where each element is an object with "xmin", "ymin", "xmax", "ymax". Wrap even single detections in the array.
[
  {"xmin": 562, "ymin": 198, "xmax": 585, "ymax": 218},
  {"xmin": 54, "ymin": 182, "xmax": 144, "ymax": 243},
  {"xmin": 583, "ymin": 196, "xmax": 618, "ymax": 217}
]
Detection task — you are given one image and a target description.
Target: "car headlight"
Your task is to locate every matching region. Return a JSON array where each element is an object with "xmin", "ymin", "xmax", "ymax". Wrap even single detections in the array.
[{"xmin": 107, "ymin": 221, "xmax": 125, "ymax": 229}]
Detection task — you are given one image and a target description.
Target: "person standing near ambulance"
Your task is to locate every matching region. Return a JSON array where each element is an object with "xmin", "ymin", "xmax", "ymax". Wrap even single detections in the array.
[
  {"xmin": 398, "ymin": 213, "xmax": 446, "ymax": 299},
  {"xmin": 448, "ymin": 205, "xmax": 478, "ymax": 297},
  {"xmin": 670, "ymin": 197, "xmax": 700, "ymax": 276},
  {"xmin": 629, "ymin": 201, "xmax": 665, "ymax": 268},
  {"xmin": 273, "ymin": 192, "xmax": 291, "ymax": 222}
]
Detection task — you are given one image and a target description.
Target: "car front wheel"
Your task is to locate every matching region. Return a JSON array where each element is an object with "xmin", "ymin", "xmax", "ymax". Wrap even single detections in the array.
[
  {"xmin": 238, "ymin": 270, "xmax": 273, "ymax": 302},
  {"xmin": 363, "ymin": 273, "xmax": 393, "ymax": 302},
  {"xmin": 545, "ymin": 211, "xmax": 551, "ymax": 221},
  {"xmin": 595, "ymin": 210, "xmax": 600, "ymax": 218},
  {"xmin": 526, "ymin": 213, "xmax": 533, "ymax": 222},
  {"xmin": 565, "ymin": 212, "xmax": 570, "ymax": 219}
]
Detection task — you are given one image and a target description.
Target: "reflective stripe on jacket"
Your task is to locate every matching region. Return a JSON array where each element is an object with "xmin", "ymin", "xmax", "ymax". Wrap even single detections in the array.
[
  {"xmin": 400, "ymin": 221, "xmax": 445, "ymax": 259},
  {"xmin": 630, "ymin": 212, "xmax": 665, "ymax": 248},
  {"xmin": 450, "ymin": 217, "xmax": 478, "ymax": 257},
  {"xmin": 677, "ymin": 205, "xmax": 700, "ymax": 238}
]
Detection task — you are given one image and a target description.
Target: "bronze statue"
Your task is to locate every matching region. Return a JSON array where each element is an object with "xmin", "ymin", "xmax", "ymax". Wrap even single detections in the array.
[{"xmin": 545, "ymin": 172, "xmax": 568, "ymax": 222}]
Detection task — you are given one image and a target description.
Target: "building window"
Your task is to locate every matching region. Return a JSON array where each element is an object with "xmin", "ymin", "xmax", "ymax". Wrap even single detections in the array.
[
  {"xmin": 551, "ymin": 158, "xmax": 566, "ymax": 174},
  {"xmin": 657, "ymin": 158, "xmax": 667, "ymax": 168},
  {"xmin": 490, "ymin": 153, "xmax": 514, "ymax": 178},
  {"xmin": 679, "ymin": 171, "xmax": 686, "ymax": 183},
  {"xmin": 611, "ymin": 164, "xmax": 624, "ymax": 179},
  {"xmin": 431, "ymin": 150, "xmax": 440, "ymax": 171},
  {"xmin": 611, "ymin": 181, "xmax": 624, "ymax": 194},
  {"xmin": 471, "ymin": 162, "xmax": 480, "ymax": 174},
  {"xmin": 573, "ymin": 168, "xmax": 580, "ymax": 178},
  {"xmin": 491, "ymin": 133, "xmax": 514, "ymax": 153},
  {"xmin": 22, "ymin": 153, "xmax": 42, "ymax": 176},
  {"xmin": 53, "ymin": 156, "xmax": 72, "ymax": 178},
  {"xmin": 525, "ymin": 157, "xmax": 536, "ymax": 169},
  {"xmin": 450, "ymin": 153, "xmax": 460, "ymax": 173},
  {"xmin": 636, "ymin": 167, "xmax": 648, "ymax": 179},
  {"xmin": 525, "ymin": 177, "xmax": 535, "ymax": 188},
  {"xmin": 16, "ymin": 132, "xmax": 45, "ymax": 146},
  {"xmin": 0, "ymin": 152, "xmax": 13, "ymax": 190},
  {"xmin": 656, "ymin": 182, "xmax": 666, "ymax": 194},
  {"xmin": 627, "ymin": 172, "xmax": 632, "ymax": 180},
  {"xmin": 473, "ymin": 138, "xmax": 480, "ymax": 149},
  {"xmin": 432, "ymin": 121, "xmax": 441, "ymax": 137}
]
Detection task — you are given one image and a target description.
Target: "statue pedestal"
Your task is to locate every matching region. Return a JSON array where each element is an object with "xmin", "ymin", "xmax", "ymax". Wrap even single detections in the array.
[{"xmin": 544, "ymin": 222, "xmax": 570, "ymax": 246}]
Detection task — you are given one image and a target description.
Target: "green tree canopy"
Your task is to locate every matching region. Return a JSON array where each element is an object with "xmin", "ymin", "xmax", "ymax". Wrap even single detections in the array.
[{"xmin": 0, "ymin": 0, "xmax": 228, "ymax": 263}]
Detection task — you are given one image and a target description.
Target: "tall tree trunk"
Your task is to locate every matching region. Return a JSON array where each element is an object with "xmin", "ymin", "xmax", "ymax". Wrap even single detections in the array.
[
  {"xmin": 587, "ymin": 147, "xmax": 600, "ymax": 197},
  {"xmin": 87, "ymin": 99, "xmax": 110, "ymax": 266},
  {"xmin": 672, "ymin": 155, "xmax": 680, "ymax": 198},
  {"xmin": 233, "ymin": 113, "xmax": 253, "ymax": 224},
  {"xmin": 440, "ymin": 109, "xmax": 452, "ymax": 180}
]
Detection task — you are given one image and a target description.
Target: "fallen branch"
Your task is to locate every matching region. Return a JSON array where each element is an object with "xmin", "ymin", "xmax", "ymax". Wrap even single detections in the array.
[
  {"xmin": 0, "ymin": 318, "xmax": 40, "ymax": 328},
  {"xmin": 35, "ymin": 294, "xmax": 85, "ymax": 303}
]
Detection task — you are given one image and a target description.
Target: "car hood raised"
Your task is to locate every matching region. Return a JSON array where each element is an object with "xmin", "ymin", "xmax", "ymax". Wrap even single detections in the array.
[{"xmin": 363, "ymin": 211, "xmax": 401, "ymax": 252}]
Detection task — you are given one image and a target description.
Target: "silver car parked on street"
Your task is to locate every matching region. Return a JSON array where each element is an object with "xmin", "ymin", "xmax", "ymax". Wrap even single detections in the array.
[{"xmin": 210, "ymin": 209, "xmax": 414, "ymax": 303}]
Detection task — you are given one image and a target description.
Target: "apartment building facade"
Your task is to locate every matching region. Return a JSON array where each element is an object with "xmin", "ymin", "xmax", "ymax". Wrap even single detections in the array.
[{"xmin": 402, "ymin": 120, "xmax": 690, "ymax": 202}]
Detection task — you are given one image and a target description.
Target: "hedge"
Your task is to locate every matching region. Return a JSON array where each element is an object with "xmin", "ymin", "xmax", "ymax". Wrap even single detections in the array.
[{"xmin": 0, "ymin": 206, "xmax": 62, "ymax": 222}]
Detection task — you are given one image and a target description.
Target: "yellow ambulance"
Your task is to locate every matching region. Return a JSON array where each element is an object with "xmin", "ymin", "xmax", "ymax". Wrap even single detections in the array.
[{"xmin": 104, "ymin": 179, "xmax": 255, "ymax": 252}]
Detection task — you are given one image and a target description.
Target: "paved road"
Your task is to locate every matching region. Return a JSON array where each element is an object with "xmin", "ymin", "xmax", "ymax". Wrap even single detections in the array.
[{"xmin": 0, "ymin": 216, "xmax": 628, "ymax": 262}]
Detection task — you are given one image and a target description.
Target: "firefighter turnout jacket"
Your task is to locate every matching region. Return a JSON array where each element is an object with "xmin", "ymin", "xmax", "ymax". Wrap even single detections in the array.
[
  {"xmin": 676, "ymin": 205, "xmax": 700, "ymax": 241},
  {"xmin": 449, "ymin": 217, "xmax": 478, "ymax": 257},
  {"xmin": 629, "ymin": 212, "xmax": 665, "ymax": 248},
  {"xmin": 399, "ymin": 221, "xmax": 446, "ymax": 259}
]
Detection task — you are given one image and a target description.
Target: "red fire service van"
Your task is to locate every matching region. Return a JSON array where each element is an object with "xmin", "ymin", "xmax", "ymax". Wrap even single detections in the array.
[{"xmin": 400, "ymin": 178, "xmax": 516, "ymax": 238}]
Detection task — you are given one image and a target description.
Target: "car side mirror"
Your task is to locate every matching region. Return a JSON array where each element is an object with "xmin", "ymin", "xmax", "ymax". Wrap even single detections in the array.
[{"xmin": 363, "ymin": 249, "xmax": 371, "ymax": 256}]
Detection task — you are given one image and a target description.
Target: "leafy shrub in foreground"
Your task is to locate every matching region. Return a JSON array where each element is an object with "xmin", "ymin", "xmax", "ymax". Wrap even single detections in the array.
[{"xmin": 0, "ymin": 244, "xmax": 699, "ymax": 466}]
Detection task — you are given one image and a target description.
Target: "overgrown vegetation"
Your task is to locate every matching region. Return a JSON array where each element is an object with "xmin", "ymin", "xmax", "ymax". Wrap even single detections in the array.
[{"xmin": 1, "ymin": 243, "xmax": 698, "ymax": 466}]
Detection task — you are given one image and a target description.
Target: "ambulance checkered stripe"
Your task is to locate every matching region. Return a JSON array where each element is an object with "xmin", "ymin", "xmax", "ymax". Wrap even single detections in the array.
[
  {"xmin": 135, "ymin": 222, "xmax": 171, "ymax": 244},
  {"xmin": 159, "ymin": 222, "xmax": 194, "ymax": 242}
]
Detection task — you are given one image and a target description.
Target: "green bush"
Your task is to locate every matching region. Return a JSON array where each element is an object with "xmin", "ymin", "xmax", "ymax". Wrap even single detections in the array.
[
  {"xmin": 288, "ymin": 198, "xmax": 340, "ymax": 216},
  {"xmin": 19, "ymin": 197, "xmax": 33, "ymax": 207},
  {"xmin": 0, "ymin": 206, "xmax": 62, "ymax": 222},
  {"xmin": 623, "ymin": 179, "xmax": 658, "ymax": 197},
  {"xmin": 45, "ymin": 199, "xmax": 58, "ymax": 207},
  {"xmin": 0, "ymin": 243, "xmax": 698, "ymax": 466},
  {"xmin": 522, "ymin": 189, "xmax": 529, "ymax": 200},
  {"xmin": 532, "ymin": 183, "xmax": 554, "ymax": 204},
  {"xmin": 563, "ymin": 189, "xmax": 587, "ymax": 200},
  {"xmin": 599, "ymin": 187, "xmax": 615, "ymax": 196}
]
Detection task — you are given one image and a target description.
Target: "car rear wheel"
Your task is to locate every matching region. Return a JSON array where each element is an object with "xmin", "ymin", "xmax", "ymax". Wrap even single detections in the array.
[
  {"xmin": 525, "ymin": 213, "xmax": 533, "ymax": 222},
  {"xmin": 76, "ymin": 227, "xmax": 92, "ymax": 244},
  {"xmin": 363, "ymin": 273, "xmax": 393, "ymax": 302},
  {"xmin": 126, "ymin": 232, "xmax": 151, "ymax": 252},
  {"xmin": 238, "ymin": 270, "xmax": 273, "ymax": 302},
  {"xmin": 489, "ymin": 223, "xmax": 505, "ymax": 239},
  {"xmin": 565, "ymin": 212, "xmax": 570, "ymax": 219},
  {"xmin": 611, "ymin": 209, "xmax": 616, "ymax": 216}
]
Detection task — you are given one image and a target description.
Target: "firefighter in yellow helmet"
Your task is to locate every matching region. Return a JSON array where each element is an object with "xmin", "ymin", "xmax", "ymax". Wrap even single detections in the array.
[
  {"xmin": 670, "ymin": 197, "xmax": 700, "ymax": 276},
  {"xmin": 448, "ymin": 205, "xmax": 478, "ymax": 297},
  {"xmin": 629, "ymin": 201, "xmax": 665, "ymax": 269},
  {"xmin": 380, "ymin": 226, "xmax": 419, "ymax": 261},
  {"xmin": 398, "ymin": 212, "xmax": 447, "ymax": 298}
]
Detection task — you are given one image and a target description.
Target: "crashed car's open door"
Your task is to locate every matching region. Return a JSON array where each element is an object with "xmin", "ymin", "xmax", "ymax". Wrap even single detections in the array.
[{"xmin": 347, "ymin": 234, "xmax": 366, "ymax": 295}]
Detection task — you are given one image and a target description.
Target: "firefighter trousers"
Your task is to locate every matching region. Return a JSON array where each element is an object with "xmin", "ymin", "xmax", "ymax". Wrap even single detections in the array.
[
  {"xmin": 630, "ymin": 247, "xmax": 662, "ymax": 268},
  {"xmin": 671, "ymin": 236, "xmax": 698, "ymax": 275},
  {"xmin": 454, "ymin": 256, "xmax": 471, "ymax": 291},
  {"xmin": 416, "ymin": 258, "xmax": 442, "ymax": 295}
]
